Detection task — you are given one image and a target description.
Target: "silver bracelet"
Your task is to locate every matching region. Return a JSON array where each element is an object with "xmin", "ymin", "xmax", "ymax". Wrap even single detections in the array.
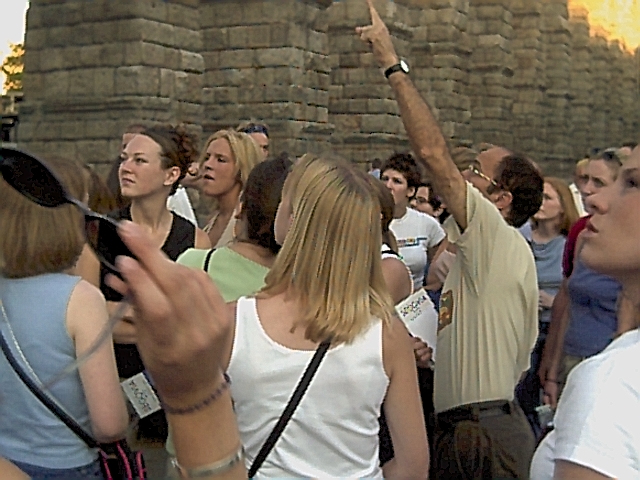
[{"xmin": 171, "ymin": 444, "xmax": 245, "ymax": 478}]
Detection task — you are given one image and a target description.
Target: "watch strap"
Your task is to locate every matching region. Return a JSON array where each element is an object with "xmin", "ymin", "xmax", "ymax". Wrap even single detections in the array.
[{"xmin": 384, "ymin": 63, "xmax": 407, "ymax": 79}]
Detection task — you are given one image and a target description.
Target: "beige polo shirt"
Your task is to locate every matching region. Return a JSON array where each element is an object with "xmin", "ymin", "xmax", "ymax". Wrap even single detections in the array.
[{"xmin": 434, "ymin": 183, "xmax": 538, "ymax": 413}]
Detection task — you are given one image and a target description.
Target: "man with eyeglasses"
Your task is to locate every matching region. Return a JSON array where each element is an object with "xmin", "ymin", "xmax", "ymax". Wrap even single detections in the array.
[{"xmin": 357, "ymin": 2, "xmax": 543, "ymax": 478}]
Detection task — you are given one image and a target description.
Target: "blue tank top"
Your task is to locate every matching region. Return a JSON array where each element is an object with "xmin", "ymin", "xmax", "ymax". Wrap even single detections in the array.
[
  {"xmin": 0, "ymin": 274, "xmax": 96, "ymax": 469},
  {"xmin": 563, "ymin": 259, "xmax": 621, "ymax": 357}
]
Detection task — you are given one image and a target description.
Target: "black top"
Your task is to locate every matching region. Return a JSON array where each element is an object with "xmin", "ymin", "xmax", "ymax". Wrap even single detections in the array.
[{"xmin": 98, "ymin": 206, "xmax": 196, "ymax": 378}]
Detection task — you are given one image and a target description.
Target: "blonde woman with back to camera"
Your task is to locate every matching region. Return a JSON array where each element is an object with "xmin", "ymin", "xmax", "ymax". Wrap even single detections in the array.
[
  {"xmin": 200, "ymin": 130, "xmax": 264, "ymax": 248},
  {"xmin": 216, "ymin": 154, "xmax": 428, "ymax": 478}
]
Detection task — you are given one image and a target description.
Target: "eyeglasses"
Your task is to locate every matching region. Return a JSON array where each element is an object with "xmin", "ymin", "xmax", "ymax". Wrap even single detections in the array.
[
  {"xmin": 467, "ymin": 164, "xmax": 498, "ymax": 187},
  {"xmin": 0, "ymin": 147, "xmax": 132, "ymax": 388}
]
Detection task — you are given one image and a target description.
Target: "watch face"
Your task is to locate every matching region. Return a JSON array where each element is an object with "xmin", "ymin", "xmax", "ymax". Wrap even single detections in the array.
[{"xmin": 400, "ymin": 60, "xmax": 410, "ymax": 73}]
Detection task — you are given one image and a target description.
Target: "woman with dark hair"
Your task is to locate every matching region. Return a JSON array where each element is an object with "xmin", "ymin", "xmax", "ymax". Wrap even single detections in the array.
[
  {"xmin": 98, "ymin": 124, "xmax": 210, "ymax": 443},
  {"xmin": 381, "ymin": 153, "xmax": 445, "ymax": 291},
  {"xmin": 369, "ymin": 178, "xmax": 412, "ymax": 305},
  {"xmin": 0, "ymin": 157, "xmax": 128, "ymax": 479}
]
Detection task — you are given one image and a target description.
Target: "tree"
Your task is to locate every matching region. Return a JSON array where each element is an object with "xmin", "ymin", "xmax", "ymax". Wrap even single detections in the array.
[{"xmin": 1, "ymin": 43, "xmax": 24, "ymax": 93}]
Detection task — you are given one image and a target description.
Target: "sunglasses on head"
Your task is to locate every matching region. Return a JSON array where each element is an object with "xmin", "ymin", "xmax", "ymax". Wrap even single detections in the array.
[
  {"xmin": 0, "ymin": 147, "xmax": 133, "ymax": 274},
  {"xmin": 240, "ymin": 124, "xmax": 269, "ymax": 137},
  {"xmin": 599, "ymin": 148, "xmax": 622, "ymax": 165}
]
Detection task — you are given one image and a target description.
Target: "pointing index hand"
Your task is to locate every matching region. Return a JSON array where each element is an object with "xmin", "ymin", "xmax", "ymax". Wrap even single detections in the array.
[{"xmin": 356, "ymin": 0, "xmax": 400, "ymax": 70}]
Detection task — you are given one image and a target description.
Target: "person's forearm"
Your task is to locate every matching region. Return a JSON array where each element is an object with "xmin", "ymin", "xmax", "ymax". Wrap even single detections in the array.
[
  {"xmin": 388, "ymin": 74, "xmax": 459, "ymax": 193},
  {"xmin": 545, "ymin": 284, "xmax": 570, "ymax": 377},
  {"xmin": 387, "ymin": 73, "xmax": 467, "ymax": 228},
  {"xmin": 169, "ymin": 389, "xmax": 245, "ymax": 479},
  {"xmin": 0, "ymin": 458, "xmax": 28, "ymax": 480}
]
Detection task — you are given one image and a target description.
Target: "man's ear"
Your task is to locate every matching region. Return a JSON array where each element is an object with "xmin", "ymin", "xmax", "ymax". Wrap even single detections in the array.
[
  {"xmin": 407, "ymin": 186, "xmax": 416, "ymax": 199},
  {"xmin": 494, "ymin": 190, "xmax": 513, "ymax": 212}
]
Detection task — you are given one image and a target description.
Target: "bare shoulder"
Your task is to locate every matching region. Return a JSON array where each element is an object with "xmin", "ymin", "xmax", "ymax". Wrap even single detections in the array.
[
  {"xmin": 381, "ymin": 256, "xmax": 408, "ymax": 275},
  {"xmin": 69, "ymin": 279, "xmax": 107, "ymax": 309},
  {"xmin": 67, "ymin": 279, "xmax": 108, "ymax": 336}
]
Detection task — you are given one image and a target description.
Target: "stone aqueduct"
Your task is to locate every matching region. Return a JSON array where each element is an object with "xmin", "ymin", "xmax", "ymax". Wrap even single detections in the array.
[{"xmin": 18, "ymin": 0, "xmax": 640, "ymax": 177}]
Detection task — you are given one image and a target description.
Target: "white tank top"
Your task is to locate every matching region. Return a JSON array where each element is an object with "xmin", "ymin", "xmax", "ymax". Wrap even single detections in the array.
[{"xmin": 228, "ymin": 297, "xmax": 389, "ymax": 479}]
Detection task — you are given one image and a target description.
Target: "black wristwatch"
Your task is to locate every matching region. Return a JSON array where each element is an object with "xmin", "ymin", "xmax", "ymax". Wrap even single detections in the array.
[{"xmin": 384, "ymin": 60, "xmax": 410, "ymax": 79}]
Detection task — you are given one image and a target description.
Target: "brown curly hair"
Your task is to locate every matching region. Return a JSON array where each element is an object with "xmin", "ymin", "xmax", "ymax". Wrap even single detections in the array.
[{"xmin": 141, "ymin": 124, "xmax": 199, "ymax": 195}]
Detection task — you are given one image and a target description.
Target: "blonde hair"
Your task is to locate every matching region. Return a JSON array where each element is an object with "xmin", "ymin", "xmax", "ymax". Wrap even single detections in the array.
[
  {"xmin": 199, "ymin": 129, "xmax": 263, "ymax": 189},
  {"xmin": 0, "ymin": 156, "xmax": 86, "ymax": 278},
  {"xmin": 261, "ymin": 153, "xmax": 395, "ymax": 345},
  {"xmin": 576, "ymin": 158, "xmax": 589, "ymax": 170}
]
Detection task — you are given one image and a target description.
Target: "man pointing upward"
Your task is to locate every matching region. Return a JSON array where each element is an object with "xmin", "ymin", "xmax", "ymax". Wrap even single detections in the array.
[{"xmin": 357, "ymin": 1, "xmax": 543, "ymax": 478}]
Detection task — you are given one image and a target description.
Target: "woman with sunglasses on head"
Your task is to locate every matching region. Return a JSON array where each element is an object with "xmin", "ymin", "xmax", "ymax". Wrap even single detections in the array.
[
  {"xmin": 515, "ymin": 177, "xmax": 579, "ymax": 439},
  {"xmin": 530, "ymin": 146, "xmax": 640, "ymax": 479},
  {"xmin": 539, "ymin": 149, "xmax": 625, "ymax": 410},
  {"xmin": 381, "ymin": 153, "xmax": 446, "ymax": 292},
  {"xmin": 200, "ymin": 130, "xmax": 264, "ymax": 248},
  {"xmin": 0, "ymin": 157, "xmax": 128, "ymax": 479},
  {"xmin": 99, "ymin": 124, "xmax": 210, "ymax": 444}
]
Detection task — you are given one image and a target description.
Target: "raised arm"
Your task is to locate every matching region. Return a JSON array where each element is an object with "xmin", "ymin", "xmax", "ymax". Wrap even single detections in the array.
[{"xmin": 357, "ymin": 0, "xmax": 468, "ymax": 229}]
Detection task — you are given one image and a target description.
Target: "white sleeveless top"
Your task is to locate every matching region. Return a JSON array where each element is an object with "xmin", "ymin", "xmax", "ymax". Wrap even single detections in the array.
[{"xmin": 228, "ymin": 297, "xmax": 389, "ymax": 479}]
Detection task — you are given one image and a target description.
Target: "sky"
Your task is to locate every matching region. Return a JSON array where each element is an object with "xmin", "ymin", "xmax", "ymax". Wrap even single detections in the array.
[{"xmin": 0, "ymin": 0, "xmax": 29, "ymax": 92}]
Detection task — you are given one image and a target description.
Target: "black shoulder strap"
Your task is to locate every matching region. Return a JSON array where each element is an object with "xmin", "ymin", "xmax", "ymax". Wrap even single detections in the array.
[
  {"xmin": 203, "ymin": 248, "xmax": 216, "ymax": 272},
  {"xmin": 248, "ymin": 340, "xmax": 331, "ymax": 478},
  {"xmin": 381, "ymin": 248, "xmax": 399, "ymax": 258},
  {"xmin": 0, "ymin": 328, "xmax": 98, "ymax": 448}
]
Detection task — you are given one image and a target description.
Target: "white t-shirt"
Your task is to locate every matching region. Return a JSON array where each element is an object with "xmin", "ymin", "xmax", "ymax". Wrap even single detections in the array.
[
  {"xmin": 530, "ymin": 329, "xmax": 640, "ymax": 479},
  {"xmin": 389, "ymin": 208, "xmax": 445, "ymax": 291}
]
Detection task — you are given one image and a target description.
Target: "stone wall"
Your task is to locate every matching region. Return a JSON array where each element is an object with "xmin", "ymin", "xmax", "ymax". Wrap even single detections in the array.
[{"xmin": 18, "ymin": 0, "xmax": 640, "ymax": 177}]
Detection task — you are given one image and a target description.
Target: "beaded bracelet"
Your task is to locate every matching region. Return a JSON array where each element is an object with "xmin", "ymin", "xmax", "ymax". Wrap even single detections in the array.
[
  {"xmin": 171, "ymin": 444, "xmax": 244, "ymax": 478},
  {"xmin": 162, "ymin": 373, "xmax": 231, "ymax": 415}
]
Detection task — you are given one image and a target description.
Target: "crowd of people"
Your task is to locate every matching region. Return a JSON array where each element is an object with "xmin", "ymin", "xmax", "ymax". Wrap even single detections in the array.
[{"xmin": 1, "ymin": 1, "xmax": 639, "ymax": 478}]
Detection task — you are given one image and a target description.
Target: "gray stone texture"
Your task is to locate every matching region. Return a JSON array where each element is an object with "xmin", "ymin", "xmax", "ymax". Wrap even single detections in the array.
[{"xmin": 18, "ymin": 0, "xmax": 640, "ymax": 176}]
